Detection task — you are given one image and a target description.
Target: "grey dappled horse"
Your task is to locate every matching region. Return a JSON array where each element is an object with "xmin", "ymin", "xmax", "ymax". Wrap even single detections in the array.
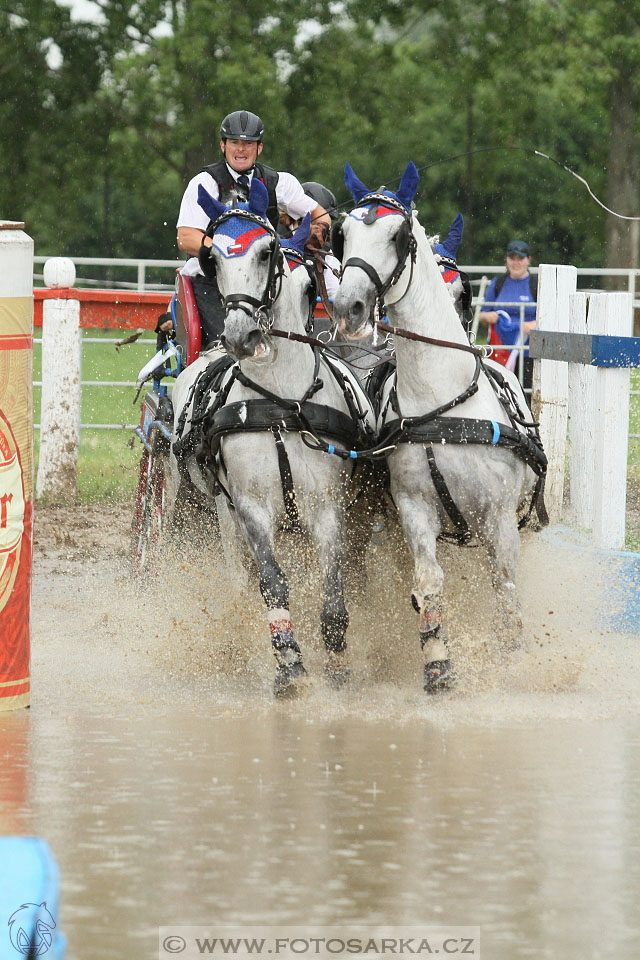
[
  {"xmin": 333, "ymin": 162, "xmax": 544, "ymax": 692},
  {"xmin": 172, "ymin": 179, "xmax": 361, "ymax": 697}
]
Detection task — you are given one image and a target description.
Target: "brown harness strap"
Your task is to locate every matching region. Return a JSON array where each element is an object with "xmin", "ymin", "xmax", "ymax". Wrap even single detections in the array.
[
  {"xmin": 375, "ymin": 320, "xmax": 483, "ymax": 357},
  {"xmin": 313, "ymin": 252, "xmax": 335, "ymax": 324}
]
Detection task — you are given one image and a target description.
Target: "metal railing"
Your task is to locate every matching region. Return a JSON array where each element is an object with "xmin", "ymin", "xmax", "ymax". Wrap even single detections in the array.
[
  {"xmin": 33, "ymin": 256, "xmax": 183, "ymax": 291},
  {"xmin": 32, "ymin": 256, "xmax": 640, "ymax": 299}
]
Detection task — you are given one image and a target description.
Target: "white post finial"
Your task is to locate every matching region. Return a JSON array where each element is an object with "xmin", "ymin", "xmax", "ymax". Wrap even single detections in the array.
[
  {"xmin": 43, "ymin": 257, "xmax": 76, "ymax": 290},
  {"xmin": 36, "ymin": 258, "xmax": 82, "ymax": 502}
]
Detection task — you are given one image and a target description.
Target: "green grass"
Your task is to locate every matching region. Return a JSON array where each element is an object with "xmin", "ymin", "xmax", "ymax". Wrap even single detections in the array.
[{"xmin": 34, "ymin": 329, "xmax": 157, "ymax": 503}]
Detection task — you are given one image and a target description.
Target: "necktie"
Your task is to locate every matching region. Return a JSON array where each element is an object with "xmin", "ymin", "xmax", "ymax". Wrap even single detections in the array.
[{"xmin": 237, "ymin": 174, "xmax": 250, "ymax": 195}]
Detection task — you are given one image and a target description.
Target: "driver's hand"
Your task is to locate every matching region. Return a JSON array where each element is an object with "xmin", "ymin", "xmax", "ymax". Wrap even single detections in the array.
[{"xmin": 306, "ymin": 221, "xmax": 330, "ymax": 251}]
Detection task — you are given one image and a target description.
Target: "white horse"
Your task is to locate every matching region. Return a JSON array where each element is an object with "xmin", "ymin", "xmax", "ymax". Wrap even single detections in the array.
[
  {"xmin": 171, "ymin": 179, "xmax": 370, "ymax": 697},
  {"xmin": 333, "ymin": 162, "xmax": 547, "ymax": 692}
]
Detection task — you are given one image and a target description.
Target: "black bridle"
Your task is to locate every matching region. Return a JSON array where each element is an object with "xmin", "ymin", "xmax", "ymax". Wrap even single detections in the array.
[
  {"xmin": 206, "ymin": 207, "xmax": 285, "ymax": 330},
  {"xmin": 340, "ymin": 193, "xmax": 417, "ymax": 316}
]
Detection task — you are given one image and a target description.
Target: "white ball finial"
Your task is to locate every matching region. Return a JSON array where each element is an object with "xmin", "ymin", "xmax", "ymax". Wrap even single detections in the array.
[{"xmin": 43, "ymin": 257, "xmax": 76, "ymax": 289}]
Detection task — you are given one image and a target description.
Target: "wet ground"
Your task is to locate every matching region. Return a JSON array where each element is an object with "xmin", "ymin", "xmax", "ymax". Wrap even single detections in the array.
[{"xmin": 1, "ymin": 505, "xmax": 639, "ymax": 959}]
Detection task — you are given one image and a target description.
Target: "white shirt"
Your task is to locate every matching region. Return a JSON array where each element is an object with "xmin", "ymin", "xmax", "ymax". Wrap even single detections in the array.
[
  {"xmin": 177, "ymin": 164, "xmax": 317, "ymax": 277},
  {"xmin": 323, "ymin": 253, "xmax": 341, "ymax": 299}
]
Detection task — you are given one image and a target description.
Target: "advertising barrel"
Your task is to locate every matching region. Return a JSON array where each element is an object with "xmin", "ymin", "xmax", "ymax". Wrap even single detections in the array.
[{"xmin": 0, "ymin": 221, "xmax": 33, "ymax": 711}]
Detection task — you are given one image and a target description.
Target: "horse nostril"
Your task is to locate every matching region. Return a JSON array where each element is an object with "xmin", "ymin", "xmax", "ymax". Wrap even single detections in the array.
[
  {"xmin": 350, "ymin": 300, "xmax": 366, "ymax": 324},
  {"xmin": 246, "ymin": 329, "xmax": 262, "ymax": 353},
  {"xmin": 220, "ymin": 333, "xmax": 228, "ymax": 352}
]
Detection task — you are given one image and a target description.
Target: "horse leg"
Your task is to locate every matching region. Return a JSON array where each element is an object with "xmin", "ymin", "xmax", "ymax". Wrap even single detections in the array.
[
  {"xmin": 309, "ymin": 505, "xmax": 350, "ymax": 687},
  {"xmin": 233, "ymin": 498, "xmax": 308, "ymax": 698},
  {"xmin": 481, "ymin": 513, "xmax": 523, "ymax": 651},
  {"xmin": 396, "ymin": 495, "xmax": 454, "ymax": 693}
]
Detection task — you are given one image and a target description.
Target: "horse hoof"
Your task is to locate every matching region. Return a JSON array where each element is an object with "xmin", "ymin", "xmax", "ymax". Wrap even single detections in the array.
[
  {"xmin": 273, "ymin": 661, "xmax": 308, "ymax": 699},
  {"xmin": 324, "ymin": 662, "xmax": 351, "ymax": 689},
  {"xmin": 424, "ymin": 659, "xmax": 455, "ymax": 694}
]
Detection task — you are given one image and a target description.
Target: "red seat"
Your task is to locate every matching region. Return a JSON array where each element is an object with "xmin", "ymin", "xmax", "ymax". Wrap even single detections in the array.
[{"xmin": 174, "ymin": 272, "xmax": 202, "ymax": 366}]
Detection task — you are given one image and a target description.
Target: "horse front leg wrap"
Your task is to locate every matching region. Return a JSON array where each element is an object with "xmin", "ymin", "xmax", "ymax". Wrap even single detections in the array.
[
  {"xmin": 267, "ymin": 607, "xmax": 302, "ymax": 667},
  {"xmin": 416, "ymin": 594, "xmax": 449, "ymax": 661}
]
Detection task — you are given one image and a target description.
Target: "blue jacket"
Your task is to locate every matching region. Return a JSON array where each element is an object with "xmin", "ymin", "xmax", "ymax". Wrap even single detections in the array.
[{"xmin": 484, "ymin": 273, "xmax": 537, "ymax": 348}]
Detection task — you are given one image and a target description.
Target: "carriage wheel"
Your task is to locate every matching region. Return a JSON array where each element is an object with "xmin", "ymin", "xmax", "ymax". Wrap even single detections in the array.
[{"xmin": 131, "ymin": 446, "xmax": 167, "ymax": 576}]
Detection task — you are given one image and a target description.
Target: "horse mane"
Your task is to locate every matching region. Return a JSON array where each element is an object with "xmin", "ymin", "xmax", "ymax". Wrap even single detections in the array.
[{"xmin": 409, "ymin": 213, "xmax": 465, "ymax": 330}]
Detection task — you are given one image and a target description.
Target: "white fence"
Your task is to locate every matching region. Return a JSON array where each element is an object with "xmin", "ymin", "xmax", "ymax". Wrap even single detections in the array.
[
  {"xmin": 531, "ymin": 264, "xmax": 635, "ymax": 550},
  {"xmin": 34, "ymin": 254, "xmax": 640, "ymax": 301}
]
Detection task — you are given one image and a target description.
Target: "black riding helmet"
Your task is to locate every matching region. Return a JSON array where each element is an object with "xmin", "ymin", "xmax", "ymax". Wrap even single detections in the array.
[
  {"xmin": 301, "ymin": 181, "xmax": 338, "ymax": 220},
  {"xmin": 220, "ymin": 110, "xmax": 264, "ymax": 142}
]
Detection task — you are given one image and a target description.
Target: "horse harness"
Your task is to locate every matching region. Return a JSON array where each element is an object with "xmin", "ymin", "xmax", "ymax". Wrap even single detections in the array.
[
  {"xmin": 178, "ymin": 206, "xmax": 373, "ymax": 529},
  {"xmin": 199, "ymin": 207, "xmax": 320, "ymax": 335},
  {"xmin": 332, "ymin": 190, "xmax": 549, "ymax": 540},
  {"xmin": 331, "ymin": 193, "xmax": 418, "ymax": 317},
  {"xmin": 173, "ymin": 348, "xmax": 372, "ymax": 531}
]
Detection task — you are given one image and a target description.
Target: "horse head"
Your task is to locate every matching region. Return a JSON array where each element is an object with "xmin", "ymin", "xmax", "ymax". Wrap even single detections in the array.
[
  {"xmin": 333, "ymin": 161, "xmax": 419, "ymax": 339},
  {"xmin": 197, "ymin": 178, "xmax": 282, "ymax": 362}
]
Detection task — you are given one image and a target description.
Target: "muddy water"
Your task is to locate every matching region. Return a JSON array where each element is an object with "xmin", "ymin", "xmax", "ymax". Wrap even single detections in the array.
[{"xmin": 2, "ymin": 506, "xmax": 640, "ymax": 960}]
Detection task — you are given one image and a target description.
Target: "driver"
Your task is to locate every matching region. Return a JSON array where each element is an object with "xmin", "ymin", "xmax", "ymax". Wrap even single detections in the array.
[{"xmin": 174, "ymin": 110, "xmax": 331, "ymax": 346}]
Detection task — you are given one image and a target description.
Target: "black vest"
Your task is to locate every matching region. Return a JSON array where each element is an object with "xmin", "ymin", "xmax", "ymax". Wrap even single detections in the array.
[{"xmin": 200, "ymin": 160, "xmax": 280, "ymax": 229}]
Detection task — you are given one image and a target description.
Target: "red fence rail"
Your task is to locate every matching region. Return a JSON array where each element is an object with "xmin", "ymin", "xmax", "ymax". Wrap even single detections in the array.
[{"xmin": 34, "ymin": 288, "xmax": 170, "ymax": 329}]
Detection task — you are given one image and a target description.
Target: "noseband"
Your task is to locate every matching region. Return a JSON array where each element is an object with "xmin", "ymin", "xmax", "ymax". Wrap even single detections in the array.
[
  {"xmin": 340, "ymin": 193, "xmax": 417, "ymax": 315},
  {"xmin": 209, "ymin": 207, "xmax": 285, "ymax": 331}
]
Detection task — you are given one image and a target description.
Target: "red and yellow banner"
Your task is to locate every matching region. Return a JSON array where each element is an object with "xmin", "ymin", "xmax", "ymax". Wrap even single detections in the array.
[{"xmin": 0, "ymin": 292, "xmax": 32, "ymax": 710}]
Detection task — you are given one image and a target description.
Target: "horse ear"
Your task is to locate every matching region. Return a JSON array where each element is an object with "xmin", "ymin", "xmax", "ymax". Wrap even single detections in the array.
[
  {"xmin": 396, "ymin": 161, "xmax": 419, "ymax": 209},
  {"xmin": 197, "ymin": 185, "xmax": 227, "ymax": 223},
  {"xmin": 284, "ymin": 213, "xmax": 311, "ymax": 254},
  {"xmin": 344, "ymin": 163, "xmax": 371, "ymax": 203},
  {"xmin": 249, "ymin": 177, "xmax": 269, "ymax": 217},
  {"xmin": 441, "ymin": 213, "xmax": 464, "ymax": 258}
]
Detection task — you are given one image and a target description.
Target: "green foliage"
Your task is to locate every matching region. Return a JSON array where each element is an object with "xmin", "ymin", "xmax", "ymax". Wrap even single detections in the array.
[{"xmin": 0, "ymin": 0, "xmax": 638, "ymax": 266}]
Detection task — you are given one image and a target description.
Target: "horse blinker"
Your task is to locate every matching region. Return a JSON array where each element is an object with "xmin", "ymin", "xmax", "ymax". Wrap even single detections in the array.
[
  {"xmin": 198, "ymin": 243, "xmax": 217, "ymax": 280},
  {"xmin": 395, "ymin": 220, "xmax": 411, "ymax": 261},
  {"xmin": 330, "ymin": 218, "xmax": 345, "ymax": 262}
]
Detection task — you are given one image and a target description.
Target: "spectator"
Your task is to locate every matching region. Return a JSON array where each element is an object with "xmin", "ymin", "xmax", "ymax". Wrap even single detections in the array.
[{"xmin": 479, "ymin": 239, "xmax": 537, "ymax": 386}]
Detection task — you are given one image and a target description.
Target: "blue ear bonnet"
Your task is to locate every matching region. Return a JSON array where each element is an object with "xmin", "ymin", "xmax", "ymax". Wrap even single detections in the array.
[
  {"xmin": 344, "ymin": 161, "xmax": 419, "ymax": 212},
  {"xmin": 433, "ymin": 213, "xmax": 464, "ymax": 260},
  {"xmin": 197, "ymin": 179, "xmax": 275, "ymax": 258},
  {"xmin": 280, "ymin": 213, "xmax": 311, "ymax": 257}
]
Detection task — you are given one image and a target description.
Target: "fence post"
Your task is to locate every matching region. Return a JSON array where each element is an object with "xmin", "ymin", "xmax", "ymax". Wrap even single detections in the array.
[
  {"xmin": 532, "ymin": 263, "xmax": 577, "ymax": 522},
  {"xmin": 567, "ymin": 291, "xmax": 596, "ymax": 531},
  {"xmin": 590, "ymin": 292, "xmax": 632, "ymax": 549},
  {"xmin": 36, "ymin": 258, "xmax": 82, "ymax": 502},
  {"xmin": 0, "ymin": 220, "xmax": 33, "ymax": 712}
]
